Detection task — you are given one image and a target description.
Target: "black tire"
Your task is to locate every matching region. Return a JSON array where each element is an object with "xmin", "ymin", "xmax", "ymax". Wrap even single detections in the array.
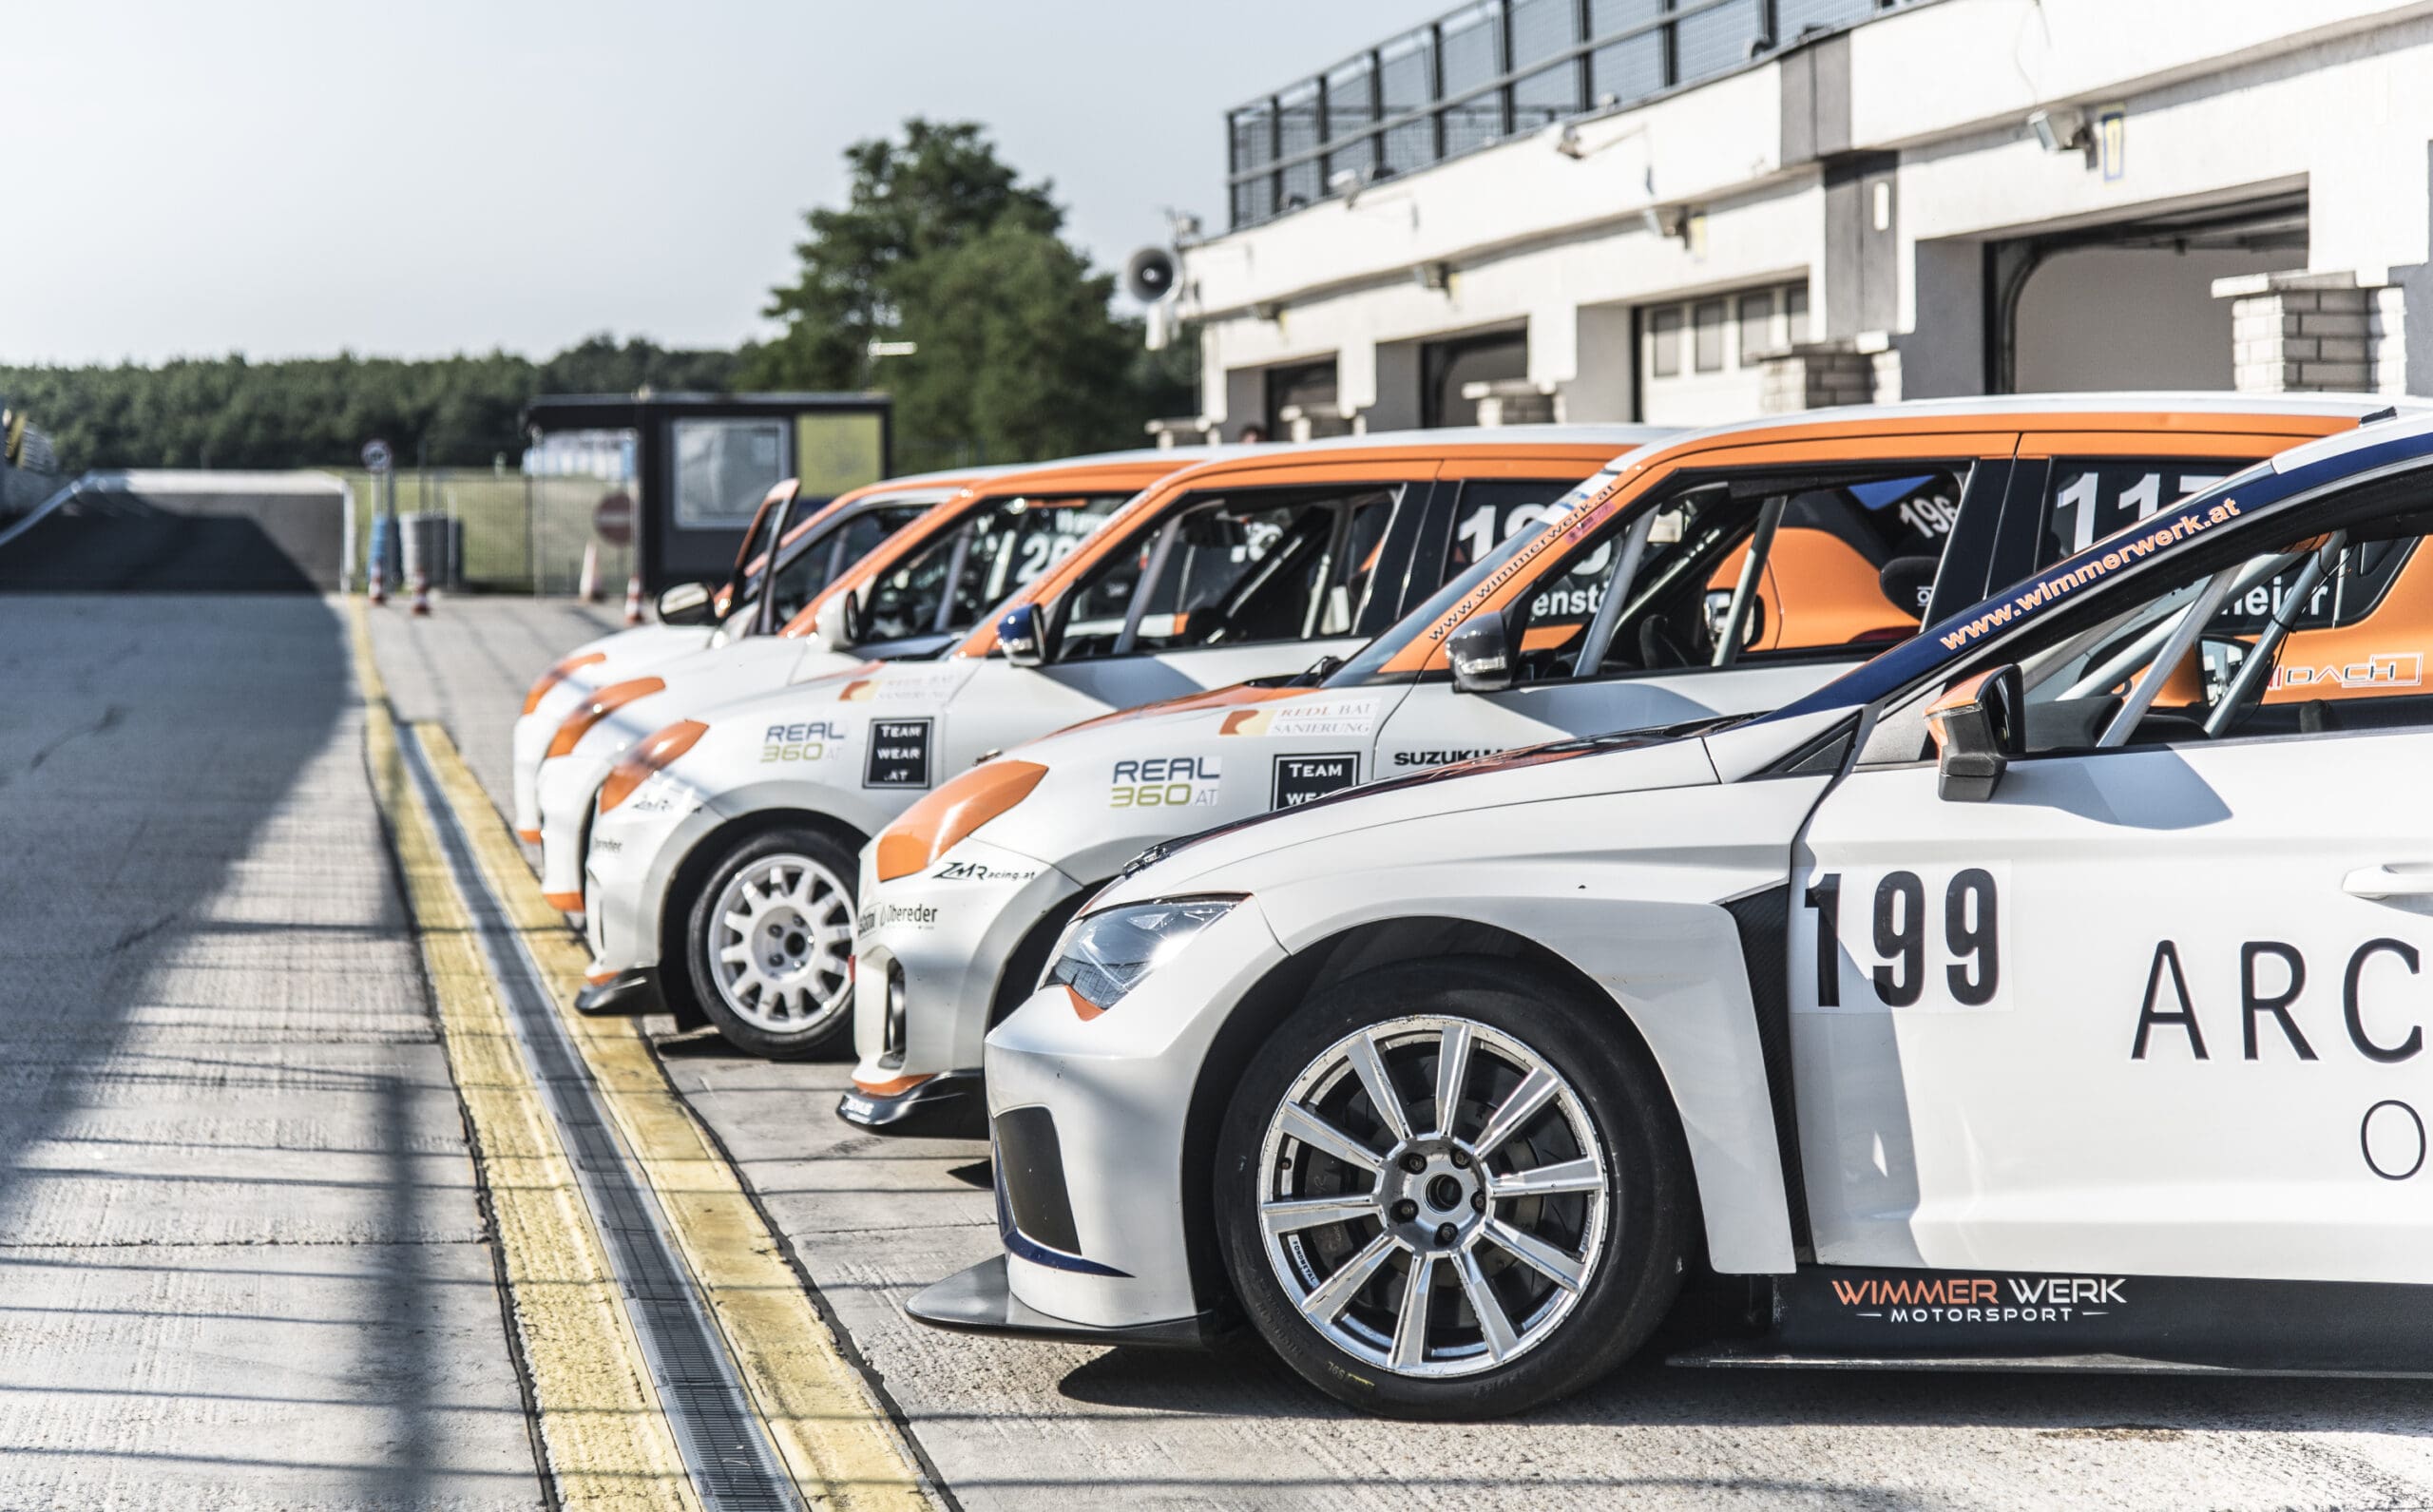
[
  {"xmin": 1214, "ymin": 955, "xmax": 1691, "ymax": 1419},
  {"xmin": 681, "ymin": 824, "xmax": 860, "ymax": 1061}
]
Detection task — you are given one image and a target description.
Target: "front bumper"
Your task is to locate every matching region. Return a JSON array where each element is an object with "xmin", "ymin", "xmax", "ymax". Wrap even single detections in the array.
[
  {"xmin": 981, "ymin": 896, "xmax": 1287, "ymax": 1332},
  {"xmin": 536, "ymin": 750, "xmax": 616, "ymax": 909},
  {"xmin": 909, "ymin": 1254, "xmax": 1222, "ymax": 1349},
  {"xmin": 849, "ymin": 836, "xmax": 1083, "ymax": 1101},
  {"xmin": 582, "ymin": 773, "xmax": 713, "ymax": 982},
  {"xmin": 509, "ymin": 703, "xmax": 564, "ymax": 839},
  {"xmin": 575, "ymin": 967, "xmax": 663, "ymax": 1017}
]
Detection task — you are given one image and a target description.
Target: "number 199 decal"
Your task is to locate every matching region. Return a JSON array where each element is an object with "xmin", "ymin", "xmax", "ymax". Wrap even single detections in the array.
[{"xmin": 1792, "ymin": 863, "xmax": 2010, "ymax": 1013}]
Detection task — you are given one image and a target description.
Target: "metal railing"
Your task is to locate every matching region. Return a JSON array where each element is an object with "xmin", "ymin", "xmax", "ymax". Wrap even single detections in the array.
[{"xmin": 1225, "ymin": 0, "xmax": 1903, "ymax": 229}]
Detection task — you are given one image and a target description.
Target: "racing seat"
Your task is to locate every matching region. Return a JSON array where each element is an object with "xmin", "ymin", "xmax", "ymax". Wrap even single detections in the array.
[{"xmin": 1638, "ymin": 616, "xmax": 1695, "ymax": 669}]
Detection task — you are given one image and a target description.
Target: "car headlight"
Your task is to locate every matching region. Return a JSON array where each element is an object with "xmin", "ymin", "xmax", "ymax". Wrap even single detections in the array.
[
  {"xmin": 599, "ymin": 719, "xmax": 708, "ymax": 813},
  {"xmin": 1044, "ymin": 897, "xmax": 1240, "ymax": 1016}
]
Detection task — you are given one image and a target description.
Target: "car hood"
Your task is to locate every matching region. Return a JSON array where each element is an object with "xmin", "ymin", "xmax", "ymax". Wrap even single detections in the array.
[{"xmin": 1088, "ymin": 717, "xmax": 1745, "ymax": 909}]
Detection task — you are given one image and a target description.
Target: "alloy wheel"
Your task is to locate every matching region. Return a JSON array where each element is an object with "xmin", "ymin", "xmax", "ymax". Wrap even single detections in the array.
[
  {"xmin": 1254, "ymin": 1014, "xmax": 1609, "ymax": 1379},
  {"xmin": 705, "ymin": 852, "xmax": 854, "ymax": 1035}
]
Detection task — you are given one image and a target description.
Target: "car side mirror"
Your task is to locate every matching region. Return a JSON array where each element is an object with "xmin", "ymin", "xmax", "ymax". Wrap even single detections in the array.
[
  {"xmin": 656, "ymin": 581, "xmax": 715, "ymax": 626},
  {"xmin": 1926, "ymin": 663, "xmax": 2025, "ymax": 802},
  {"xmin": 998, "ymin": 603, "xmax": 1046, "ymax": 668},
  {"xmin": 1447, "ymin": 618, "xmax": 1516, "ymax": 695},
  {"xmin": 811, "ymin": 588, "xmax": 864, "ymax": 652}
]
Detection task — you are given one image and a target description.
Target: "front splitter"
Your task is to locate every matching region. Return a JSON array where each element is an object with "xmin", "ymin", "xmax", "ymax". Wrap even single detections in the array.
[
  {"xmin": 908, "ymin": 1254, "xmax": 1222, "ymax": 1349},
  {"xmin": 835, "ymin": 1071, "xmax": 987, "ymax": 1138}
]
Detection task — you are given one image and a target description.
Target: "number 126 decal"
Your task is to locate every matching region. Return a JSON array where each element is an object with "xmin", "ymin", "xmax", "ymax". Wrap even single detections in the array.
[{"xmin": 1792, "ymin": 863, "xmax": 2011, "ymax": 1013}]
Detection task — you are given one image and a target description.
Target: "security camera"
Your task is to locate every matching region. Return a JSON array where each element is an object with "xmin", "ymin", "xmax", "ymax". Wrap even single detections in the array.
[{"xmin": 2028, "ymin": 105, "xmax": 2088, "ymax": 154}]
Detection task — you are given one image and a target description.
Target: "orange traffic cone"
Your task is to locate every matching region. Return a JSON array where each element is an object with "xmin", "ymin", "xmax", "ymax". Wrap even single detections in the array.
[
  {"xmin": 410, "ymin": 569, "xmax": 432, "ymax": 617},
  {"xmin": 578, "ymin": 541, "xmax": 602, "ymax": 603},
  {"xmin": 368, "ymin": 558, "xmax": 387, "ymax": 606},
  {"xmin": 623, "ymin": 574, "xmax": 643, "ymax": 626}
]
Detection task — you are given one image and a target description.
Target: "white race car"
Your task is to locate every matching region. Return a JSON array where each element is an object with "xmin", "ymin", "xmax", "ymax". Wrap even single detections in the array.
[
  {"xmin": 918, "ymin": 409, "xmax": 2433, "ymax": 1418},
  {"xmin": 581, "ymin": 428, "xmax": 1668, "ymax": 1055},
  {"xmin": 509, "ymin": 469, "xmax": 975, "ymax": 841},
  {"xmin": 847, "ymin": 395, "xmax": 2409, "ymax": 1135},
  {"xmin": 532, "ymin": 451, "xmax": 1199, "ymax": 916}
]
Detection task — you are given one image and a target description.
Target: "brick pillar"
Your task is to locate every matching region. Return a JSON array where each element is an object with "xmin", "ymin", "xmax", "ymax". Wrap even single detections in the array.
[
  {"xmin": 1757, "ymin": 340, "xmax": 1879, "ymax": 413},
  {"xmin": 2214, "ymin": 271, "xmax": 2386, "ymax": 392}
]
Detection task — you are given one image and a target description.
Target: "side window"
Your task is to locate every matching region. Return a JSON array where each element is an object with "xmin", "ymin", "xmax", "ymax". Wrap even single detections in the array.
[
  {"xmin": 948, "ymin": 493, "xmax": 1128, "ymax": 629},
  {"xmin": 860, "ymin": 527, "xmax": 962, "ymax": 642},
  {"xmin": 1504, "ymin": 467, "xmax": 1967, "ymax": 683},
  {"xmin": 1872, "ymin": 490, "xmax": 2433, "ymax": 767},
  {"xmin": 1059, "ymin": 487, "xmax": 1402, "ymax": 660},
  {"xmin": 767, "ymin": 506, "xmax": 924, "ymax": 627},
  {"xmin": 1446, "ymin": 478, "xmax": 1609, "ymax": 645},
  {"xmin": 2040, "ymin": 460, "xmax": 2231, "ymax": 560},
  {"xmin": 860, "ymin": 494, "xmax": 1123, "ymax": 644}
]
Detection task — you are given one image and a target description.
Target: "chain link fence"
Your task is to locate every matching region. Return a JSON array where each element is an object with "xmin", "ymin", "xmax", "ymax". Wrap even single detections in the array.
[{"xmin": 335, "ymin": 468, "xmax": 633, "ymax": 595}]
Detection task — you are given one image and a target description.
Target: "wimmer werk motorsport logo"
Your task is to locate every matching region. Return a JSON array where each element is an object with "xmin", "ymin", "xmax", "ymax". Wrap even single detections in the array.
[{"xmin": 1830, "ymin": 1274, "xmax": 2126, "ymax": 1324}]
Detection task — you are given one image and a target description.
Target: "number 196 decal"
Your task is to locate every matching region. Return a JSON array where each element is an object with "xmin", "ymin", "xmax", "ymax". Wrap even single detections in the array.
[{"xmin": 1792, "ymin": 863, "xmax": 2010, "ymax": 1013}]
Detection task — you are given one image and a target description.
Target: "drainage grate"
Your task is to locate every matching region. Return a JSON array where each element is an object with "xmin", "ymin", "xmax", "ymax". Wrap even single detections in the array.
[{"xmin": 400, "ymin": 725, "xmax": 802, "ymax": 1512}]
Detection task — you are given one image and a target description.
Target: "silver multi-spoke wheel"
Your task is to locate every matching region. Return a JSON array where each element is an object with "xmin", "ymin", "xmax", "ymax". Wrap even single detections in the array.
[
  {"xmin": 704, "ymin": 852, "xmax": 853, "ymax": 1035},
  {"xmin": 1254, "ymin": 1014, "xmax": 1609, "ymax": 1379}
]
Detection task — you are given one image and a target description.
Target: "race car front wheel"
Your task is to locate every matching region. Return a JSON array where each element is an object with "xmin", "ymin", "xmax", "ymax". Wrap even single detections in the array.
[
  {"xmin": 1215, "ymin": 956, "xmax": 1690, "ymax": 1418},
  {"xmin": 683, "ymin": 825, "xmax": 858, "ymax": 1060}
]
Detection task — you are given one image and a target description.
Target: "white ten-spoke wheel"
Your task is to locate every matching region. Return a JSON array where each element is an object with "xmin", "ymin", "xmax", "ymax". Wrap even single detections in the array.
[
  {"xmin": 705, "ymin": 852, "xmax": 853, "ymax": 1034},
  {"xmin": 1255, "ymin": 1015, "xmax": 1609, "ymax": 1379},
  {"xmin": 1216, "ymin": 956, "xmax": 1689, "ymax": 1418}
]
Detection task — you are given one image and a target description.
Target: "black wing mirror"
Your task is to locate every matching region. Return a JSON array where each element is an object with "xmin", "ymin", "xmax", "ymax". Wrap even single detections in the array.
[
  {"xmin": 998, "ymin": 603, "xmax": 1047, "ymax": 668},
  {"xmin": 1447, "ymin": 618, "xmax": 1516, "ymax": 695},
  {"xmin": 1926, "ymin": 663, "xmax": 2025, "ymax": 802},
  {"xmin": 656, "ymin": 581, "xmax": 716, "ymax": 626}
]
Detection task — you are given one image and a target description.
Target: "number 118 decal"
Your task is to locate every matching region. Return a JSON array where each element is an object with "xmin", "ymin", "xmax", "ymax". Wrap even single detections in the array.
[{"xmin": 1791, "ymin": 862, "xmax": 2011, "ymax": 1013}]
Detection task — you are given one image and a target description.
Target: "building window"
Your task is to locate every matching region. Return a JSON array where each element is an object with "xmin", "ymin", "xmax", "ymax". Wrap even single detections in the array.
[
  {"xmin": 1694, "ymin": 300, "xmax": 1726, "ymax": 373},
  {"xmin": 1786, "ymin": 282, "xmax": 1810, "ymax": 343},
  {"xmin": 1649, "ymin": 307, "xmax": 1683, "ymax": 377},
  {"xmin": 1736, "ymin": 292, "xmax": 1775, "ymax": 361}
]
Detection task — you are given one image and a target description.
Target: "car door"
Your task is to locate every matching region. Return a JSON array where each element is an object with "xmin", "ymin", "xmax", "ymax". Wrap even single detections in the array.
[
  {"xmin": 1372, "ymin": 451, "xmax": 1995, "ymax": 771},
  {"xmin": 1789, "ymin": 495, "xmax": 2433, "ymax": 1286}
]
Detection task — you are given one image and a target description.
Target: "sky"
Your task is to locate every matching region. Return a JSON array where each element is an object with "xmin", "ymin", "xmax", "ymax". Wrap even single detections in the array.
[{"xmin": 0, "ymin": 1, "xmax": 1408, "ymax": 366}]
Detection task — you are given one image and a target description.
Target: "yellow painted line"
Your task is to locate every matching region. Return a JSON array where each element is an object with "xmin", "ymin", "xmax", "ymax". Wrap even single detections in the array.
[
  {"xmin": 413, "ymin": 718, "xmax": 935, "ymax": 1511},
  {"xmin": 352, "ymin": 601, "xmax": 699, "ymax": 1512}
]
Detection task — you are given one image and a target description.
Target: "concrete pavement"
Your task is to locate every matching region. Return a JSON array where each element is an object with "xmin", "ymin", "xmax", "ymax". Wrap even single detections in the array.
[{"xmin": 0, "ymin": 594, "xmax": 543, "ymax": 1509}]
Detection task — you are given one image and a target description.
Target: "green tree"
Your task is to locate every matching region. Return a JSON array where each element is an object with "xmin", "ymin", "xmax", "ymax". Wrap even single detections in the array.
[
  {"xmin": 888, "ymin": 220, "xmax": 1142, "ymax": 464},
  {"xmin": 748, "ymin": 118, "xmax": 1178, "ymax": 466},
  {"xmin": 2, "ymin": 335, "xmax": 740, "ymax": 472},
  {"xmin": 746, "ymin": 120, "xmax": 1063, "ymax": 394}
]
